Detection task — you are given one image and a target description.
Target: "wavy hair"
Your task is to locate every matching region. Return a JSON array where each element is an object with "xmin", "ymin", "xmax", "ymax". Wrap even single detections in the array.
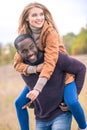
[{"xmin": 18, "ymin": 2, "xmax": 57, "ymax": 34}]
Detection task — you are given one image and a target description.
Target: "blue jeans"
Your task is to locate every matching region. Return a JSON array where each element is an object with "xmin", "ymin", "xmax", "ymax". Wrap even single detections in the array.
[
  {"xmin": 14, "ymin": 86, "xmax": 30, "ymax": 130},
  {"xmin": 36, "ymin": 112, "xmax": 72, "ymax": 130},
  {"xmin": 64, "ymin": 81, "xmax": 86, "ymax": 129}
]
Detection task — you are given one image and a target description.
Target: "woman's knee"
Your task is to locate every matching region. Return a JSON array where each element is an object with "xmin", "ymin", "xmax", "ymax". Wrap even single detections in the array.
[
  {"xmin": 15, "ymin": 86, "xmax": 30, "ymax": 108},
  {"xmin": 14, "ymin": 97, "xmax": 22, "ymax": 108}
]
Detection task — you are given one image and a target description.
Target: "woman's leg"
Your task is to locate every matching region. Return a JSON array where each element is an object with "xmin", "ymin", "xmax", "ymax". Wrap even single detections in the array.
[
  {"xmin": 64, "ymin": 81, "xmax": 86, "ymax": 129},
  {"xmin": 14, "ymin": 86, "xmax": 30, "ymax": 130}
]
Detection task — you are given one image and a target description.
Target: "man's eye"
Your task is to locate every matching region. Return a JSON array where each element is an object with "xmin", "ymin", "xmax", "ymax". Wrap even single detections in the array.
[
  {"xmin": 30, "ymin": 45, "xmax": 34, "ymax": 50},
  {"xmin": 22, "ymin": 50, "xmax": 28, "ymax": 54},
  {"xmin": 30, "ymin": 46, "xmax": 34, "ymax": 49}
]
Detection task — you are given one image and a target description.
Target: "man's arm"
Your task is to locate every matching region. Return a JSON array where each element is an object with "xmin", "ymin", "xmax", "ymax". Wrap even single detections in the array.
[{"xmin": 58, "ymin": 52, "xmax": 86, "ymax": 94}]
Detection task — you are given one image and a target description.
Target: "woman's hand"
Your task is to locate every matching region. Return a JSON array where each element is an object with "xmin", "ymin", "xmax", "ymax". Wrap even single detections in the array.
[{"xmin": 36, "ymin": 63, "xmax": 43, "ymax": 72}]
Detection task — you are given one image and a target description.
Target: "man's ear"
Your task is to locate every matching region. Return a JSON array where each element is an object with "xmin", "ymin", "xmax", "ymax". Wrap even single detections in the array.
[{"xmin": 17, "ymin": 50, "xmax": 20, "ymax": 54}]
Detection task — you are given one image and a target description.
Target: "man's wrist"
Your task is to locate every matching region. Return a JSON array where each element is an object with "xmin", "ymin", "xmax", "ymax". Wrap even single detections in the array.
[{"xmin": 34, "ymin": 88, "xmax": 40, "ymax": 93}]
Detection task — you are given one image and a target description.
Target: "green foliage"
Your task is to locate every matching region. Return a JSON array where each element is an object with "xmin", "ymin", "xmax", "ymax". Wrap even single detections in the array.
[
  {"xmin": 71, "ymin": 28, "xmax": 87, "ymax": 55},
  {"xmin": 63, "ymin": 33, "xmax": 76, "ymax": 54},
  {"xmin": 63, "ymin": 26, "xmax": 87, "ymax": 55},
  {"xmin": 0, "ymin": 43, "xmax": 16, "ymax": 65}
]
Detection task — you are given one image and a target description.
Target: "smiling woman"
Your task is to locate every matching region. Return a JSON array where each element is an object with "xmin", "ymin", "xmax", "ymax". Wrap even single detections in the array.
[{"xmin": 26, "ymin": 7, "xmax": 45, "ymax": 28}]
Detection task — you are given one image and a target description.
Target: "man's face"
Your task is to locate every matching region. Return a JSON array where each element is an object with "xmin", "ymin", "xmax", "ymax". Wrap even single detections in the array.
[{"xmin": 17, "ymin": 38, "xmax": 38, "ymax": 63}]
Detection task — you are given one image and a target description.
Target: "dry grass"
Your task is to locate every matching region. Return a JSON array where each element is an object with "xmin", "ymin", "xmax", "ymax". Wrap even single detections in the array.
[{"xmin": 0, "ymin": 55, "xmax": 87, "ymax": 130}]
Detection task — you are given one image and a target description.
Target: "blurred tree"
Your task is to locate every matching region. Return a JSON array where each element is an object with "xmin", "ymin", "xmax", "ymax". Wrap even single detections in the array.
[
  {"xmin": 63, "ymin": 33, "xmax": 76, "ymax": 54},
  {"xmin": 7, "ymin": 43, "xmax": 16, "ymax": 59},
  {"xmin": 71, "ymin": 27, "xmax": 87, "ymax": 55},
  {"xmin": 63, "ymin": 25, "xmax": 87, "ymax": 55},
  {"xmin": 0, "ymin": 43, "xmax": 16, "ymax": 65}
]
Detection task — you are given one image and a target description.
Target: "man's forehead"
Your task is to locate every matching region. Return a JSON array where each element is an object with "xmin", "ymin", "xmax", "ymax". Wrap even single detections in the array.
[
  {"xmin": 19, "ymin": 38, "xmax": 34, "ymax": 46},
  {"xmin": 14, "ymin": 34, "xmax": 34, "ymax": 47}
]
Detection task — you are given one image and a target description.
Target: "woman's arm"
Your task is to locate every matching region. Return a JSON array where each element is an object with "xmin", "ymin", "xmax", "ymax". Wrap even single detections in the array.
[
  {"xmin": 14, "ymin": 52, "xmax": 43, "ymax": 75},
  {"xmin": 14, "ymin": 52, "xmax": 29, "ymax": 75}
]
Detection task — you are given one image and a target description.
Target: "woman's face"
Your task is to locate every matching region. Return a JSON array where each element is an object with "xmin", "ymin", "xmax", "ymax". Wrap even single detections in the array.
[{"xmin": 26, "ymin": 7, "xmax": 45, "ymax": 28}]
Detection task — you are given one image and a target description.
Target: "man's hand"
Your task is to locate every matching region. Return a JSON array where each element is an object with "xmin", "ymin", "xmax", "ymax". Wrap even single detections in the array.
[
  {"xmin": 59, "ymin": 102, "xmax": 69, "ymax": 111},
  {"xmin": 26, "ymin": 89, "xmax": 40, "ymax": 101}
]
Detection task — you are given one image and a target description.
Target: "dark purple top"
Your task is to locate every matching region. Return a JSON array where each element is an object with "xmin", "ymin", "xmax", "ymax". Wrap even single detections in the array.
[{"xmin": 21, "ymin": 52, "xmax": 86, "ymax": 121}]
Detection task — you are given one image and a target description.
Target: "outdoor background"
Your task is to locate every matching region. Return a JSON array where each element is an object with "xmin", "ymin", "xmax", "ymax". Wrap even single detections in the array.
[
  {"xmin": 0, "ymin": 0, "xmax": 87, "ymax": 130},
  {"xmin": 0, "ymin": 55, "xmax": 87, "ymax": 130}
]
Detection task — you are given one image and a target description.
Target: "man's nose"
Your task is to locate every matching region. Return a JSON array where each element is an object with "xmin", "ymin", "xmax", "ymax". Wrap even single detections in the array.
[{"xmin": 27, "ymin": 50, "xmax": 33, "ymax": 56}]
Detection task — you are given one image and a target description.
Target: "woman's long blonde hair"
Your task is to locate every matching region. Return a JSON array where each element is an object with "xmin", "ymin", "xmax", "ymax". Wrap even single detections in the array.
[{"xmin": 18, "ymin": 2, "xmax": 57, "ymax": 34}]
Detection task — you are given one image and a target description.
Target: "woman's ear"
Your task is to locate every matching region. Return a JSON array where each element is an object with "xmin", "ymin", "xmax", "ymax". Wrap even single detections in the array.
[{"xmin": 26, "ymin": 18, "xmax": 28, "ymax": 21}]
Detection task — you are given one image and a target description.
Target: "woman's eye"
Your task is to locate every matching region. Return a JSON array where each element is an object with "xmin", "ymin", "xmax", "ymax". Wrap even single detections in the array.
[
  {"xmin": 40, "ymin": 13, "xmax": 44, "ymax": 16},
  {"xmin": 32, "ymin": 13, "xmax": 37, "ymax": 17}
]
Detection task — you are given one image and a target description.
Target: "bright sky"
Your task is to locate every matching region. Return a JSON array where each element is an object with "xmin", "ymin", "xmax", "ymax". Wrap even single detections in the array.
[{"xmin": 0, "ymin": 0, "xmax": 87, "ymax": 45}]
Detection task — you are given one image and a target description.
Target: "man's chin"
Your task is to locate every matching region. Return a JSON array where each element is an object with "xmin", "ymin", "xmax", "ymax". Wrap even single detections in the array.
[{"xmin": 29, "ymin": 58, "xmax": 37, "ymax": 63}]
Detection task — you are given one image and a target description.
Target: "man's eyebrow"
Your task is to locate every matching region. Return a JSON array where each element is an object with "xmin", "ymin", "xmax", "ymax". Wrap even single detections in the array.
[{"xmin": 29, "ymin": 42, "xmax": 35, "ymax": 46}]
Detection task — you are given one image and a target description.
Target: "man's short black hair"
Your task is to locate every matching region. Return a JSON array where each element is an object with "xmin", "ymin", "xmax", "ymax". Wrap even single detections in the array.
[{"xmin": 14, "ymin": 34, "xmax": 34, "ymax": 49}]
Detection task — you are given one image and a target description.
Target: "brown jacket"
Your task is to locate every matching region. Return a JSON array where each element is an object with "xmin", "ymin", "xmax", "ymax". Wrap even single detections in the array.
[{"xmin": 14, "ymin": 21, "xmax": 74, "ymax": 84}]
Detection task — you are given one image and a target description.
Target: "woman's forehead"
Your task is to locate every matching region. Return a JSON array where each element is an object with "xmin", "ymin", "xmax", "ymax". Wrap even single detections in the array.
[{"xmin": 29, "ymin": 7, "xmax": 43, "ymax": 14}]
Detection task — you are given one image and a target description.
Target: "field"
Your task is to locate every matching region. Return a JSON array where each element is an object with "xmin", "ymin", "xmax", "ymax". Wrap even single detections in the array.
[{"xmin": 0, "ymin": 55, "xmax": 87, "ymax": 130}]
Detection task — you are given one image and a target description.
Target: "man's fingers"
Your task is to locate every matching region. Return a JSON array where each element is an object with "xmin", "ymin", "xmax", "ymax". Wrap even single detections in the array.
[{"xmin": 59, "ymin": 102, "xmax": 69, "ymax": 111}]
